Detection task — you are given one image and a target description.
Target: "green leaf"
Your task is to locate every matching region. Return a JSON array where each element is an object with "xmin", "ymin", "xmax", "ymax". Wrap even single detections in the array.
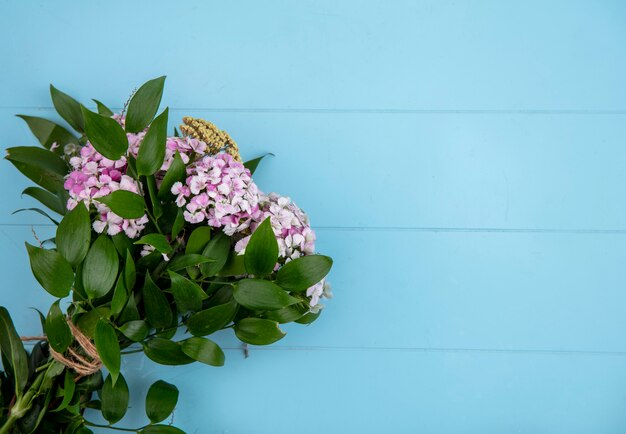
[
  {"xmin": 0, "ymin": 307, "xmax": 28, "ymax": 397},
  {"xmin": 56, "ymin": 204, "xmax": 91, "ymax": 266},
  {"xmin": 234, "ymin": 279, "xmax": 296, "ymax": 311},
  {"xmin": 5, "ymin": 146, "xmax": 67, "ymax": 193},
  {"xmin": 186, "ymin": 301, "xmax": 238, "ymax": 337},
  {"xmin": 97, "ymin": 190, "xmax": 145, "ymax": 219},
  {"xmin": 244, "ymin": 218, "xmax": 278, "ymax": 276},
  {"xmin": 295, "ymin": 311, "xmax": 321, "ymax": 325},
  {"xmin": 217, "ymin": 252, "xmax": 246, "ymax": 277},
  {"xmin": 168, "ymin": 271, "xmax": 207, "ymax": 313},
  {"xmin": 200, "ymin": 232, "xmax": 231, "ymax": 276},
  {"xmin": 92, "ymin": 99, "xmax": 113, "ymax": 117},
  {"xmin": 22, "ymin": 187, "xmax": 66, "ymax": 216},
  {"xmin": 126, "ymin": 76, "xmax": 166, "ymax": 133},
  {"xmin": 13, "ymin": 207, "xmax": 59, "ymax": 225},
  {"xmin": 275, "ymin": 255, "xmax": 333, "ymax": 292},
  {"xmin": 171, "ymin": 208, "xmax": 184, "ymax": 239},
  {"xmin": 141, "ymin": 426, "xmax": 185, "ymax": 434},
  {"xmin": 146, "ymin": 175, "xmax": 163, "ymax": 219},
  {"xmin": 52, "ymin": 369, "xmax": 76, "ymax": 412},
  {"xmin": 119, "ymin": 320, "xmax": 149, "ymax": 342},
  {"xmin": 137, "ymin": 108, "xmax": 168, "ymax": 176},
  {"xmin": 185, "ymin": 226, "xmax": 212, "ymax": 254},
  {"xmin": 181, "ymin": 337, "xmax": 225, "ymax": 366},
  {"xmin": 112, "ymin": 233, "xmax": 134, "ymax": 259},
  {"xmin": 166, "ymin": 254, "xmax": 212, "ymax": 271},
  {"xmin": 16, "ymin": 115, "xmax": 80, "ymax": 150},
  {"xmin": 143, "ymin": 338, "xmax": 194, "ymax": 366},
  {"xmin": 118, "ymin": 292, "xmax": 140, "ymax": 323},
  {"xmin": 135, "ymin": 234, "xmax": 172, "ymax": 255},
  {"xmin": 124, "ymin": 252, "xmax": 136, "ymax": 289},
  {"xmin": 25, "ymin": 242, "xmax": 74, "ymax": 298},
  {"xmin": 145, "ymin": 380, "xmax": 179, "ymax": 423},
  {"xmin": 234, "ymin": 318, "xmax": 286, "ymax": 346},
  {"xmin": 94, "ymin": 320, "xmax": 120, "ymax": 384},
  {"xmin": 263, "ymin": 302, "xmax": 310, "ymax": 324},
  {"xmin": 158, "ymin": 152, "xmax": 185, "ymax": 199},
  {"xmin": 244, "ymin": 153, "xmax": 274, "ymax": 175},
  {"xmin": 110, "ymin": 276, "xmax": 128, "ymax": 317},
  {"xmin": 101, "ymin": 373, "xmax": 129, "ymax": 424},
  {"xmin": 45, "ymin": 300, "xmax": 72, "ymax": 353},
  {"xmin": 50, "ymin": 85, "xmax": 84, "ymax": 132},
  {"xmin": 82, "ymin": 236, "xmax": 119, "ymax": 299},
  {"xmin": 142, "ymin": 274, "xmax": 173, "ymax": 329},
  {"xmin": 75, "ymin": 307, "xmax": 110, "ymax": 338},
  {"xmin": 81, "ymin": 106, "xmax": 128, "ymax": 160}
]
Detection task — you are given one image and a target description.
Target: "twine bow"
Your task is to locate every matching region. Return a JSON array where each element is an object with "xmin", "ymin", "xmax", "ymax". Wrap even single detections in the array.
[{"xmin": 21, "ymin": 319, "xmax": 102, "ymax": 379}]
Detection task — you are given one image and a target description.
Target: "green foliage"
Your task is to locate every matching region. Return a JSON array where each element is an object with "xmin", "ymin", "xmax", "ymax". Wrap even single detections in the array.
[
  {"xmin": 94, "ymin": 320, "xmax": 121, "ymax": 384},
  {"xmin": 25, "ymin": 242, "xmax": 74, "ymax": 298},
  {"xmin": 0, "ymin": 307, "xmax": 28, "ymax": 397},
  {"xmin": 137, "ymin": 108, "xmax": 168, "ymax": 176},
  {"xmin": 244, "ymin": 217, "xmax": 278, "ymax": 276},
  {"xmin": 50, "ymin": 85, "xmax": 84, "ymax": 133},
  {"xmin": 234, "ymin": 279, "xmax": 296, "ymax": 311},
  {"xmin": 81, "ymin": 106, "xmax": 128, "ymax": 160},
  {"xmin": 92, "ymin": 99, "xmax": 113, "ymax": 116},
  {"xmin": 45, "ymin": 300, "xmax": 72, "ymax": 353},
  {"xmin": 119, "ymin": 320, "xmax": 149, "ymax": 342},
  {"xmin": 168, "ymin": 271, "xmax": 207, "ymax": 312},
  {"xmin": 16, "ymin": 114, "xmax": 80, "ymax": 150},
  {"xmin": 142, "ymin": 338, "xmax": 194, "ymax": 366},
  {"xmin": 5, "ymin": 146, "xmax": 67, "ymax": 193},
  {"xmin": 82, "ymin": 236, "xmax": 119, "ymax": 299},
  {"xmin": 56, "ymin": 204, "xmax": 91, "ymax": 266},
  {"xmin": 21, "ymin": 187, "xmax": 66, "ymax": 216},
  {"xmin": 158, "ymin": 152, "xmax": 185, "ymax": 199},
  {"xmin": 181, "ymin": 337, "xmax": 225, "ymax": 367},
  {"xmin": 101, "ymin": 373, "xmax": 129, "ymax": 424},
  {"xmin": 97, "ymin": 190, "xmax": 146, "ymax": 219},
  {"xmin": 186, "ymin": 300, "xmax": 238, "ymax": 337},
  {"xmin": 135, "ymin": 233, "xmax": 173, "ymax": 255},
  {"xmin": 125, "ymin": 76, "xmax": 166, "ymax": 133},
  {"xmin": 234, "ymin": 318, "xmax": 286, "ymax": 345},
  {"xmin": 142, "ymin": 274, "xmax": 173, "ymax": 329},
  {"xmin": 145, "ymin": 380, "xmax": 179, "ymax": 423},
  {"xmin": 244, "ymin": 153, "xmax": 274, "ymax": 175},
  {"xmin": 185, "ymin": 226, "xmax": 212, "ymax": 254},
  {"xmin": 275, "ymin": 255, "xmax": 333, "ymax": 292},
  {"xmin": 199, "ymin": 231, "xmax": 230, "ymax": 276}
]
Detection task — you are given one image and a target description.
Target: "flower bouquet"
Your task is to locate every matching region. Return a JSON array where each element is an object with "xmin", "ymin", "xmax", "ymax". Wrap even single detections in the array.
[{"xmin": 0, "ymin": 76, "xmax": 333, "ymax": 433}]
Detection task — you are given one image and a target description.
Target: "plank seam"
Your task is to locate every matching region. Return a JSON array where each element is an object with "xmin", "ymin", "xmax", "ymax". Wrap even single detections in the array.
[
  {"xmin": 217, "ymin": 346, "xmax": 626, "ymax": 357},
  {"xmin": 3, "ymin": 106, "xmax": 626, "ymax": 115},
  {"xmin": 5, "ymin": 223, "xmax": 626, "ymax": 234}
]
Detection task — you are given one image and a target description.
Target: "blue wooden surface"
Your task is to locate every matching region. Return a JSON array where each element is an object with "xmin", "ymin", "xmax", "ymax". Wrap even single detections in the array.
[{"xmin": 1, "ymin": 0, "xmax": 626, "ymax": 432}]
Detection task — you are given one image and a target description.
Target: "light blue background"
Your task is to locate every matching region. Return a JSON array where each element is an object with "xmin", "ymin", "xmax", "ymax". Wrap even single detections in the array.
[{"xmin": 1, "ymin": 0, "xmax": 626, "ymax": 432}]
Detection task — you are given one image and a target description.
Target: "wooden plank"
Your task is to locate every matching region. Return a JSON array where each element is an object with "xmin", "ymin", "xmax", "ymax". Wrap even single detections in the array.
[
  {"xmin": 4, "ymin": 226, "xmax": 626, "ymax": 352},
  {"xmin": 108, "ymin": 349, "xmax": 626, "ymax": 433},
  {"xmin": 0, "ymin": 1, "xmax": 625, "ymax": 110},
  {"xmin": 1, "ymin": 109, "xmax": 626, "ymax": 229}
]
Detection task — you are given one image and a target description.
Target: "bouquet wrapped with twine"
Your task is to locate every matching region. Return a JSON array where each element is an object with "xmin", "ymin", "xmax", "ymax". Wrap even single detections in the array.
[{"xmin": 0, "ymin": 77, "xmax": 333, "ymax": 433}]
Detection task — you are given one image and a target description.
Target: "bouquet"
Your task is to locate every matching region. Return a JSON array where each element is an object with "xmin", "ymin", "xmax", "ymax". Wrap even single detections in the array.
[{"xmin": 0, "ymin": 76, "xmax": 333, "ymax": 433}]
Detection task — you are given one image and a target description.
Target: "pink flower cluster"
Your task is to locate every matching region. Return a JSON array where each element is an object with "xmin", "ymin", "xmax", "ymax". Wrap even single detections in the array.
[
  {"xmin": 64, "ymin": 117, "xmax": 209, "ymax": 238},
  {"xmin": 65, "ymin": 143, "xmax": 149, "ymax": 238},
  {"xmin": 171, "ymin": 153, "xmax": 261, "ymax": 235},
  {"xmin": 234, "ymin": 192, "xmax": 316, "ymax": 262}
]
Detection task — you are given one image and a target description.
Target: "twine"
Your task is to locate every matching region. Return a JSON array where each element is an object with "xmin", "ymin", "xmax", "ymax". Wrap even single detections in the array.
[{"xmin": 21, "ymin": 319, "xmax": 102, "ymax": 379}]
